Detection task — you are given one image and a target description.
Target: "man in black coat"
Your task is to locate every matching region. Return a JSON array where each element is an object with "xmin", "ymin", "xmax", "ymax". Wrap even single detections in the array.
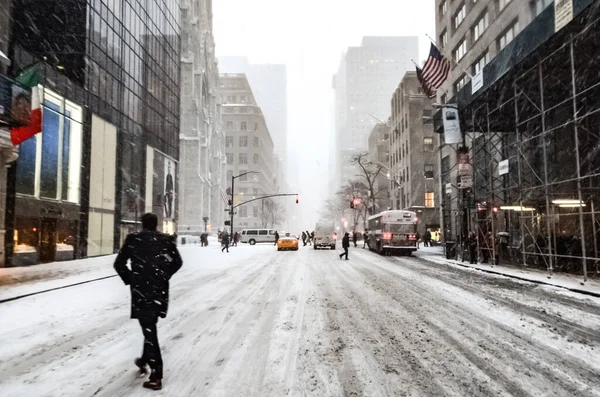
[
  {"xmin": 274, "ymin": 231, "xmax": 280, "ymax": 246},
  {"xmin": 221, "ymin": 232, "xmax": 230, "ymax": 253},
  {"xmin": 339, "ymin": 232, "xmax": 350, "ymax": 260},
  {"xmin": 114, "ymin": 213, "xmax": 183, "ymax": 391}
]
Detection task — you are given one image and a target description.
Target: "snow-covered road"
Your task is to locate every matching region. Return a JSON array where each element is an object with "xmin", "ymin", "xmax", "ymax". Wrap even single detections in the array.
[{"xmin": 1, "ymin": 244, "xmax": 600, "ymax": 396}]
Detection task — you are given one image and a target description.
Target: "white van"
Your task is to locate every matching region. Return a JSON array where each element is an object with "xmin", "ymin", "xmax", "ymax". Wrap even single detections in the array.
[
  {"xmin": 313, "ymin": 221, "xmax": 336, "ymax": 250},
  {"xmin": 240, "ymin": 229, "xmax": 277, "ymax": 245}
]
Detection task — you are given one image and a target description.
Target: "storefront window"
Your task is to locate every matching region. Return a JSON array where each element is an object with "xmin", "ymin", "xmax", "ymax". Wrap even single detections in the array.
[{"xmin": 15, "ymin": 88, "xmax": 82, "ymax": 203}]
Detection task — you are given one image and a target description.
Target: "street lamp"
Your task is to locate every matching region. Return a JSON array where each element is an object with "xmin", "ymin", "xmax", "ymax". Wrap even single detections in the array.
[{"xmin": 230, "ymin": 171, "xmax": 259, "ymax": 236}]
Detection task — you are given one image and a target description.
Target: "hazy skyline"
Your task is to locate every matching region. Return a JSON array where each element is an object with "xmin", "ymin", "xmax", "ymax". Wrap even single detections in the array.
[{"xmin": 213, "ymin": 0, "xmax": 435, "ymax": 229}]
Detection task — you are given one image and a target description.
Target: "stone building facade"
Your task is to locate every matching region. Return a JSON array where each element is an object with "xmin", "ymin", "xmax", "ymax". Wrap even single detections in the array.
[
  {"xmin": 390, "ymin": 72, "xmax": 440, "ymax": 240},
  {"xmin": 179, "ymin": 0, "xmax": 226, "ymax": 235},
  {"xmin": 220, "ymin": 74, "xmax": 276, "ymax": 231}
]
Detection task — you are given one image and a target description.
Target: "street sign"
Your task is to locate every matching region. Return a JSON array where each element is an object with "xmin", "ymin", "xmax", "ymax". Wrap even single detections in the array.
[
  {"xmin": 458, "ymin": 176, "xmax": 473, "ymax": 189},
  {"xmin": 498, "ymin": 159, "xmax": 509, "ymax": 176}
]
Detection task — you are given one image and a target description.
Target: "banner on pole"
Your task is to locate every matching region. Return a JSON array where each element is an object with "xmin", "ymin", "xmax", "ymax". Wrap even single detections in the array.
[{"xmin": 442, "ymin": 108, "xmax": 462, "ymax": 144}]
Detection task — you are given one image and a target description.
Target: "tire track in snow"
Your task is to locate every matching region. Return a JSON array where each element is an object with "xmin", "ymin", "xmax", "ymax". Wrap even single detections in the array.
[{"xmin": 352, "ymin": 250, "xmax": 600, "ymax": 396}]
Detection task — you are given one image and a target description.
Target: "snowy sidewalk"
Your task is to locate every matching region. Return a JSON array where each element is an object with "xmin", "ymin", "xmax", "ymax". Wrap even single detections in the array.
[
  {"xmin": 414, "ymin": 246, "xmax": 600, "ymax": 298},
  {"xmin": 0, "ymin": 241, "xmax": 211, "ymax": 302}
]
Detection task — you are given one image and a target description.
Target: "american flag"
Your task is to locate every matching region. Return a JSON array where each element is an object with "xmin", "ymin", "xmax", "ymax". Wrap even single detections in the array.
[
  {"xmin": 416, "ymin": 43, "xmax": 451, "ymax": 99},
  {"xmin": 220, "ymin": 188, "xmax": 230, "ymax": 205}
]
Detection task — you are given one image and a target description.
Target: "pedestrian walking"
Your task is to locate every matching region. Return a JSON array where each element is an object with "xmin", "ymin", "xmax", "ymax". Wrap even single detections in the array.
[
  {"xmin": 274, "ymin": 231, "xmax": 280, "ymax": 246},
  {"xmin": 363, "ymin": 230, "xmax": 369, "ymax": 249},
  {"xmin": 352, "ymin": 232, "xmax": 358, "ymax": 247},
  {"xmin": 301, "ymin": 231, "xmax": 307, "ymax": 246},
  {"xmin": 113, "ymin": 213, "xmax": 183, "ymax": 391},
  {"xmin": 233, "ymin": 231, "xmax": 239, "ymax": 247},
  {"xmin": 221, "ymin": 232, "xmax": 230, "ymax": 253},
  {"xmin": 424, "ymin": 230, "xmax": 431, "ymax": 247},
  {"xmin": 339, "ymin": 232, "xmax": 350, "ymax": 260},
  {"xmin": 306, "ymin": 230, "xmax": 312, "ymax": 246}
]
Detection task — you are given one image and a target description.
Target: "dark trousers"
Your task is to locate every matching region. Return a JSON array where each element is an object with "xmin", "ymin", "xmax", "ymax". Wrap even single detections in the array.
[
  {"xmin": 139, "ymin": 317, "xmax": 163, "ymax": 379},
  {"xmin": 339, "ymin": 247, "xmax": 349, "ymax": 259},
  {"xmin": 222, "ymin": 243, "xmax": 229, "ymax": 252}
]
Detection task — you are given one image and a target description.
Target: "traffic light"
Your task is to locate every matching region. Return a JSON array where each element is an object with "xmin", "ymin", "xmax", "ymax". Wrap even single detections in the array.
[
  {"xmin": 353, "ymin": 198, "xmax": 361, "ymax": 206},
  {"xmin": 296, "ymin": 194, "xmax": 299, "ymax": 204}
]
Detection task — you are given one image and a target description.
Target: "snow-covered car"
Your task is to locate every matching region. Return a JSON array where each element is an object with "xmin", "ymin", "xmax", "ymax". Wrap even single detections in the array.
[{"xmin": 277, "ymin": 236, "xmax": 299, "ymax": 251}]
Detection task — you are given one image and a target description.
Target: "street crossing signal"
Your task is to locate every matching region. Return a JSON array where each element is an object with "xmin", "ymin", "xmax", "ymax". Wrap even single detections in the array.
[
  {"xmin": 350, "ymin": 201, "xmax": 354, "ymax": 209},
  {"xmin": 296, "ymin": 194, "xmax": 299, "ymax": 204}
]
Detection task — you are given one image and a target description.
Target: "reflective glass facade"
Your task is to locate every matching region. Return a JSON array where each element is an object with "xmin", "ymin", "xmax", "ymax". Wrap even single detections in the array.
[{"xmin": 8, "ymin": 0, "xmax": 181, "ymax": 262}]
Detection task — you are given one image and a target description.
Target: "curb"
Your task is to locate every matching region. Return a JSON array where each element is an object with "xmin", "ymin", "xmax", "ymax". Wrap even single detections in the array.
[
  {"xmin": 425, "ymin": 256, "xmax": 600, "ymax": 299},
  {"xmin": 0, "ymin": 274, "xmax": 118, "ymax": 304}
]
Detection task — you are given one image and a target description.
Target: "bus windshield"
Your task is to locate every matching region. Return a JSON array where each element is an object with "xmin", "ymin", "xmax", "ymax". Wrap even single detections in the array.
[{"xmin": 383, "ymin": 224, "xmax": 415, "ymax": 234}]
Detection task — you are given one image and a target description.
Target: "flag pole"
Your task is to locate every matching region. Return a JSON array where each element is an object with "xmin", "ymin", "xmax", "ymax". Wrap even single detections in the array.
[{"xmin": 425, "ymin": 33, "xmax": 473, "ymax": 79}]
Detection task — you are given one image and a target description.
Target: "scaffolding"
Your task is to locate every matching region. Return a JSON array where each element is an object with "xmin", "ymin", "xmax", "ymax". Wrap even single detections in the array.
[{"xmin": 460, "ymin": 9, "xmax": 600, "ymax": 281}]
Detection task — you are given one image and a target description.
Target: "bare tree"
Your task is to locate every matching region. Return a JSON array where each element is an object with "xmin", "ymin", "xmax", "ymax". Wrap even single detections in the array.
[
  {"xmin": 352, "ymin": 153, "xmax": 385, "ymax": 216},
  {"xmin": 258, "ymin": 199, "xmax": 286, "ymax": 228},
  {"xmin": 338, "ymin": 180, "xmax": 370, "ymax": 232}
]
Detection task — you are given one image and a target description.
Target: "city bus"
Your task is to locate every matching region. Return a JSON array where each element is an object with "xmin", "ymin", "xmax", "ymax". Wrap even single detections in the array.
[{"xmin": 367, "ymin": 210, "xmax": 418, "ymax": 255}]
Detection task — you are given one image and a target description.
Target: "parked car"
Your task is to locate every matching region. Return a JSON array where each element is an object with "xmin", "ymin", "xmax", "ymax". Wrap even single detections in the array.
[{"xmin": 240, "ymin": 229, "xmax": 277, "ymax": 245}]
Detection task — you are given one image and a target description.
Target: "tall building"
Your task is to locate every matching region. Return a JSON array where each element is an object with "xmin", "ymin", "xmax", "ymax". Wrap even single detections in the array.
[
  {"xmin": 220, "ymin": 74, "xmax": 277, "ymax": 230},
  {"xmin": 332, "ymin": 36, "xmax": 419, "ymax": 189},
  {"xmin": 179, "ymin": 0, "xmax": 225, "ymax": 235},
  {"xmin": 435, "ymin": 0, "xmax": 552, "ymax": 241},
  {"xmin": 390, "ymin": 72, "xmax": 439, "ymax": 239},
  {"xmin": 219, "ymin": 57, "xmax": 287, "ymax": 171},
  {"xmin": 6, "ymin": 0, "xmax": 180, "ymax": 266}
]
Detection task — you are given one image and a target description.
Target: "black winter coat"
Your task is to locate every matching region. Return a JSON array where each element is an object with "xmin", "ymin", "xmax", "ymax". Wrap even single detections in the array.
[
  {"xmin": 342, "ymin": 235, "xmax": 350, "ymax": 249},
  {"xmin": 114, "ymin": 230, "xmax": 183, "ymax": 320}
]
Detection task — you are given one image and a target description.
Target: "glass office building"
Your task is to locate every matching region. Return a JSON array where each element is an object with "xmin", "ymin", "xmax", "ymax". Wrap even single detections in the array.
[{"xmin": 7, "ymin": 0, "xmax": 180, "ymax": 265}]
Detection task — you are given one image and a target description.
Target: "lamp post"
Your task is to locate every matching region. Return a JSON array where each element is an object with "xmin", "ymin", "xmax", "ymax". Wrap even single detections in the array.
[{"xmin": 230, "ymin": 171, "xmax": 259, "ymax": 236}]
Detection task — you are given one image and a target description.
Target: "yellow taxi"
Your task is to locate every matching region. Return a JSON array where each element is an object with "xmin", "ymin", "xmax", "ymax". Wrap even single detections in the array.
[{"xmin": 277, "ymin": 234, "xmax": 299, "ymax": 251}]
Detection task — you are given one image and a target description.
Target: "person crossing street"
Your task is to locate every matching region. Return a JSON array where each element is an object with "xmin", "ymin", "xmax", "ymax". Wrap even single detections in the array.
[
  {"xmin": 339, "ymin": 232, "xmax": 350, "ymax": 260},
  {"xmin": 113, "ymin": 213, "xmax": 183, "ymax": 391},
  {"xmin": 221, "ymin": 232, "xmax": 230, "ymax": 253}
]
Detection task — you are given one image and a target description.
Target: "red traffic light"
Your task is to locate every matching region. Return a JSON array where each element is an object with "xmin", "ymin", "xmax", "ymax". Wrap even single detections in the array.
[
  {"xmin": 296, "ymin": 195, "xmax": 299, "ymax": 204},
  {"xmin": 353, "ymin": 198, "xmax": 361, "ymax": 206}
]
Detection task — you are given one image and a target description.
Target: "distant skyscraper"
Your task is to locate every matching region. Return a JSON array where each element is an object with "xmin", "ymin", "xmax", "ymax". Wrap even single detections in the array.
[
  {"xmin": 219, "ymin": 57, "xmax": 287, "ymax": 174},
  {"xmin": 332, "ymin": 36, "xmax": 419, "ymax": 188}
]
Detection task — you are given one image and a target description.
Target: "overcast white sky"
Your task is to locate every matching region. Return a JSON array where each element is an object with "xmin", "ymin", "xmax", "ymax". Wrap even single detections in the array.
[{"xmin": 213, "ymin": 0, "xmax": 435, "ymax": 229}]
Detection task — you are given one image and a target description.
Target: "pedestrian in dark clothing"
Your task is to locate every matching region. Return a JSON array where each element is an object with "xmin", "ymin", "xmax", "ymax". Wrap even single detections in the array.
[
  {"xmin": 306, "ymin": 230, "xmax": 312, "ymax": 245},
  {"xmin": 114, "ymin": 213, "xmax": 183, "ymax": 391},
  {"xmin": 424, "ymin": 231, "xmax": 432, "ymax": 247},
  {"xmin": 352, "ymin": 232, "xmax": 358, "ymax": 247},
  {"xmin": 363, "ymin": 230, "xmax": 369, "ymax": 249},
  {"xmin": 339, "ymin": 233, "xmax": 350, "ymax": 260},
  {"xmin": 233, "ymin": 232, "xmax": 239, "ymax": 247},
  {"xmin": 301, "ymin": 231, "xmax": 307, "ymax": 246},
  {"xmin": 274, "ymin": 231, "xmax": 280, "ymax": 246},
  {"xmin": 221, "ymin": 233, "xmax": 230, "ymax": 253},
  {"xmin": 468, "ymin": 232, "xmax": 478, "ymax": 264}
]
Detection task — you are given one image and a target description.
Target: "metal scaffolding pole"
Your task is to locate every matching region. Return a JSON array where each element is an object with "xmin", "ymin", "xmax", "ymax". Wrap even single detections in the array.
[
  {"xmin": 570, "ymin": 39, "xmax": 588, "ymax": 283},
  {"xmin": 538, "ymin": 63, "xmax": 555, "ymax": 276},
  {"xmin": 513, "ymin": 86, "xmax": 528, "ymax": 268},
  {"xmin": 486, "ymin": 103, "xmax": 497, "ymax": 266}
]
